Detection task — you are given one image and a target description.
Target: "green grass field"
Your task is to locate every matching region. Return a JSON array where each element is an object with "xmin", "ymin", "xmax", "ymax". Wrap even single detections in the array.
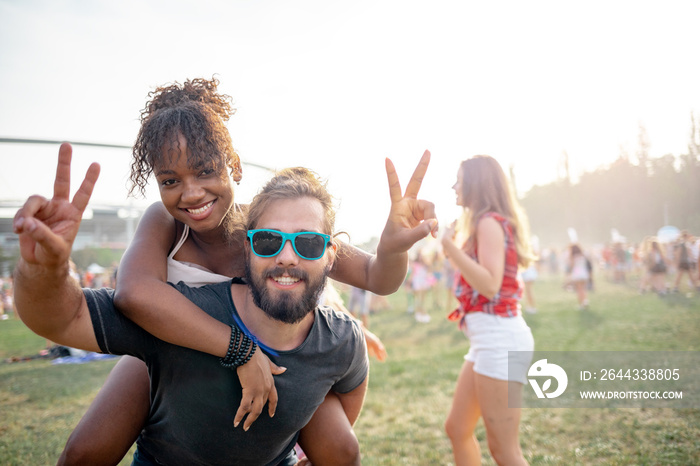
[{"xmin": 1, "ymin": 273, "xmax": 699, "ymax": 465}]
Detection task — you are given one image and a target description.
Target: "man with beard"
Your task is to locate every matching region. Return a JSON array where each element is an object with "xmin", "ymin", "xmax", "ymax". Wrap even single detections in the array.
[{"xmin": 13, "ymin": 160, "xmax": 368, "ymax": 465}]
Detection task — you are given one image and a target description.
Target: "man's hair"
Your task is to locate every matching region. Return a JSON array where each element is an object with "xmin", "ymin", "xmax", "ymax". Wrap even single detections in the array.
[
  {"xmin": 129, "ymin": 77, "xmax": 240, "ymax": 196},
  {"xmin": 245, "ymin": 167, "xmax": 336, "ymax": 236}
]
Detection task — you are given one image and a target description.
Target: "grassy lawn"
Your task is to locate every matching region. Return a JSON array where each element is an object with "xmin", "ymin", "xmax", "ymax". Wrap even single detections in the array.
[{"xmin": 1, "ymin": 273, "xmax": 699, "ymax": 465}]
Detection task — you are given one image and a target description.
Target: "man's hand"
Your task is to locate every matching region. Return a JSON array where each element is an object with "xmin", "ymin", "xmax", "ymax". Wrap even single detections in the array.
[
  {"xmin": 380, "ymin": 150, "xmax": 438, "ymax": 256},
  {"xmin": 14, "ymin": 143, "xmax": 100, "ymax": 269},
  {"xmin": 12, "ymin": 143, "xmax": 101, "ymax": 351}
]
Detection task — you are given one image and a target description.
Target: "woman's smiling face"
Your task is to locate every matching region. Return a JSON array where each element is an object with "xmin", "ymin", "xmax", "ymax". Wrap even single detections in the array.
[{"xmin": 154, "ymin": 132, "xmax": 234, "ymax": 233}]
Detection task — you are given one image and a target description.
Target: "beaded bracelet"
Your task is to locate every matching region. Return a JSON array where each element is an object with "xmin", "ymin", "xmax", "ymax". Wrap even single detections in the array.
[
  {"xmin": 220, "ymin": 324, "xmax": 258, "ymax": 369},
  {"xmin": 220, "ymin": 325, "xmax": 240, "ymax": 366}
]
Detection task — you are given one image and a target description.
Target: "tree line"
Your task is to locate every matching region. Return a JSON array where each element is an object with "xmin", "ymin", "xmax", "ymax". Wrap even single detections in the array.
[{"xmin": 520, "ymin": 115, "xmax": 700, "ymax": 248}]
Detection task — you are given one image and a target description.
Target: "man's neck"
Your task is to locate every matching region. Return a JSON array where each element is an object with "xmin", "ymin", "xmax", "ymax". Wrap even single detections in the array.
[{"xmin": 229, "ymin": 284, "xmax": 315, "ymax": 352}]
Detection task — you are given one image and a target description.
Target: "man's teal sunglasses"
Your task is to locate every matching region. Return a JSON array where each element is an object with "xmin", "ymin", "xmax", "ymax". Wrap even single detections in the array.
[{"xmin": 246, "ymin": 229, "xmax": 331, "ymax": 260}]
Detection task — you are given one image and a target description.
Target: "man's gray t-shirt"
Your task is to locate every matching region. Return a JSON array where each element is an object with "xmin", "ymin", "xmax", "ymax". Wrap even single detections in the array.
[{"xmin": 85, "ymin": 280, "xmax": 368, "ymax": 465}]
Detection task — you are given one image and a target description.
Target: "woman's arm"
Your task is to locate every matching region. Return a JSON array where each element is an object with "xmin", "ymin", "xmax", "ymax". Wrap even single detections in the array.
[
  {"xmin": 113, "ymin": 202, "xmax": 283, "ymax": 429},
  {"xmin": 330, "ymin": 152, "xmax": 437, "ymax": 295},
  {"xmin": 334, "ymin": 376, "xmax": 369, "ymax": 427},
  {"xmin": 113, "ymin": 203, "xmax": 230, "ymax": 355},
  {"xmin": 441, "ymin": 217, "xmax": 505, "ymax": 300}
]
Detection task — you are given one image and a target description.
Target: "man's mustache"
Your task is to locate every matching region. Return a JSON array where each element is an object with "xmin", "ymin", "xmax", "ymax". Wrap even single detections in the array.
[{"xmin": 262, "ymin": 267, "xmax": 308, "ymax": 282}]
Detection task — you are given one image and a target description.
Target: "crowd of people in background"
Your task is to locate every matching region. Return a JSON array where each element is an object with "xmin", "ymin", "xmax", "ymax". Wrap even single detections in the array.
[
  {"xmin": 0, "ymin": 262, "xmax": 118, "ymax": 323},
  {"xmin": 0, "ymin": 261, "xmax": 120, "ymax": 357},
  {"xmin": 72, "ymin": 262, "xmax": 118, "ymax": 290},
  {"xmin": 333, "ymin": 228, "xmax": 700, "ymax": 324},
  {"xmin": 592, "ymin": 230, "xmax": 700, "ymax": 296}
]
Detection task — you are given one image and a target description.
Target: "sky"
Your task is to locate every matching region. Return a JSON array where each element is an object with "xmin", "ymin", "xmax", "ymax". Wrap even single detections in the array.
[{"xmin": 1, "ymin": 0, "xmax": 699, "ymax": 244}]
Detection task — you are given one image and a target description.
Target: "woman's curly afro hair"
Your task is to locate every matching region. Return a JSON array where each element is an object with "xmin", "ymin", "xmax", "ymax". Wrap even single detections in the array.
[{"xmin": 129, "ymin": 77, "xmax": 240, "ymax": 196}]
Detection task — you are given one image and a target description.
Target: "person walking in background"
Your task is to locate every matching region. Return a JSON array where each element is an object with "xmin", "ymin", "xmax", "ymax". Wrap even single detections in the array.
[
  {"xmin": 404, "ymin": 260, "xmax": 416, "ymax": 314},
  {"xmin": 567, "ymin": 243, "xmax": 590, "ymax": 310},
  {"xmin": 441, "ymin": 155, "xmax": 535, "ymax": 466},
  {"xmin": 545, "ymin": 247, "xmax": 559, "ymax": 275},
  {"xmin": 672, "ymin": 230, "xmax": 699, "ymax": 293},
  {"xmin": 428, "ymin": 250, "xmax": 456, "ymax": 312},
  {"xmin": 612, "ymin": 242, "xmax": 628, "ymax": 284},
  {"xmin": 347, "ymin": 285, "xmax": 371, "ymax": 328},
  {"xmin": 521, "ymin": 263, "xmax": 538, "ymax": 314},
  {"xmin": 643, "ymin": 238, "xmax": 669, "ymax": 295},
  {"xmin": 637, "ymin": 237, "xmax": 653, "ymax": 293},
  {"xmin": 520, "ymin": 236, "xmax": 539, "ymax": 314},
  {"xmin": 410, "ymin": 252, "xmax": 434, "ymax": 323}
]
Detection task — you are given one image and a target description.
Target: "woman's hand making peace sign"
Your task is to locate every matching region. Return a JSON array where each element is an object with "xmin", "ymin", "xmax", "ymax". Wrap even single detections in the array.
[{"xmin": 379, "ymin": 150, "xmax": 438, "ymax": 256}]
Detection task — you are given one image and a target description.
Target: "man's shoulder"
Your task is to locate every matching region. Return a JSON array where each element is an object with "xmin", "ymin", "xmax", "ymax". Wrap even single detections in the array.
[
  {"xmin": 314, "ymin": 305, "xmax": 368, "ymax": 393},
  {"xmin": 83, "ymin": 287, "xmax": 115, "ymax": 307},
  {"xmin": 318, "ymin": 305, "xmax": 355, "ymax": 322},
  {"xmin": 316, "ymin": 305, "xmax": 363, "ymax": 336}
]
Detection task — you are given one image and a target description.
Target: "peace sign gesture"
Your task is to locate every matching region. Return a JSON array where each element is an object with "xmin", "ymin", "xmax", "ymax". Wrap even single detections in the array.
[
  {"xmin": 379, "ymin": 150, "xmax": 438, "ymax": 255},
  {"xmin": 13, "ymin": 143, "xmax": 100, "ymax": 269}
]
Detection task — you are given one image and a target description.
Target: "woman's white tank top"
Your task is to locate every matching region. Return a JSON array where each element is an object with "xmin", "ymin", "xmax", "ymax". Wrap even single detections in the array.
[{"xmin": 166, "ymin": 225, "xmax": 231, "ymax": 287}]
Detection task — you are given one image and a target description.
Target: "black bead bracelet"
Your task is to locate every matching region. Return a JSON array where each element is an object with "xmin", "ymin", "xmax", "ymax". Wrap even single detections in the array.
[{"xmin": 220, "ymin": 324, "xmax": 257, "ymax": 369}]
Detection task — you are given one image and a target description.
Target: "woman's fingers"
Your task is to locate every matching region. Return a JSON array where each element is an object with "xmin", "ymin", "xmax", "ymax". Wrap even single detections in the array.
[
  {"xmin": 403, "ymin": 150, "xmax": 430, "ymax": 200},
  {"xmin": 385, "ymin": 150, "xmax": 431, "ymax": 203},
  {"xmin": 384, "ymin": 158, "xmax": 404, "ymax": 204}
]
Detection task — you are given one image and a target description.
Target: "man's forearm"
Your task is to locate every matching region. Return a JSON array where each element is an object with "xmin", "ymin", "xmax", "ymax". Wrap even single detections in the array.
[
  {"xmin": 12, "ymin": 143, "xmax": 101, "ymax": 350},
  {"xmin": 14, "ymin": 259, "xmax": 85, "ymax": 342}
]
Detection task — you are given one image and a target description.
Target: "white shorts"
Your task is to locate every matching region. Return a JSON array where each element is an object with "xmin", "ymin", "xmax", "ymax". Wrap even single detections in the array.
[
  {"xmin": 463, "ymin": 312, "xmax": 534, "ymax": 384},
  {"xmin": 521, "ymin": 266, "xmax": 538, "ymax": 282}
]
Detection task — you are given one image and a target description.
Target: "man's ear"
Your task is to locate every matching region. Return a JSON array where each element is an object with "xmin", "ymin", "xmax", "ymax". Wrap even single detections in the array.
[{"xmin": 327, "ymin": 240, "xmax": 338, "ymax": 269}]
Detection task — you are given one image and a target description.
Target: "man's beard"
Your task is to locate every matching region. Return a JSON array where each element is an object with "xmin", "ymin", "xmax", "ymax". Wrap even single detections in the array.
[{"xmin": 245, "ymin": 262, "xmax": 330, "ymax": 324}]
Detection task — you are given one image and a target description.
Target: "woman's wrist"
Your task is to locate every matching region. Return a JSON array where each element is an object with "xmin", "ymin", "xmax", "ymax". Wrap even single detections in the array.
[{"xmin": 220, "ymin": 324, "xmax": 257, "ymax": 369}]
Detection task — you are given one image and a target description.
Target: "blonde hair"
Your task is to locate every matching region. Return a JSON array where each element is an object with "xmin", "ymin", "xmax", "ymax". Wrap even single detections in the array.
[
  {"xmin": 455, "ymin": 155, "xmax": 536, "ymax": 268},
  {"xmin": 245, "ymin": 167, "xmax": 336, "ymax": 236}
]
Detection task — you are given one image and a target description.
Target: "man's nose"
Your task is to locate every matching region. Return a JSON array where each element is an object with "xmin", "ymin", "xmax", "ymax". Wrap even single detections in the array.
[{"xmin": 276, "ymin": 239, "xmax": 300, "ymax": 265}]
